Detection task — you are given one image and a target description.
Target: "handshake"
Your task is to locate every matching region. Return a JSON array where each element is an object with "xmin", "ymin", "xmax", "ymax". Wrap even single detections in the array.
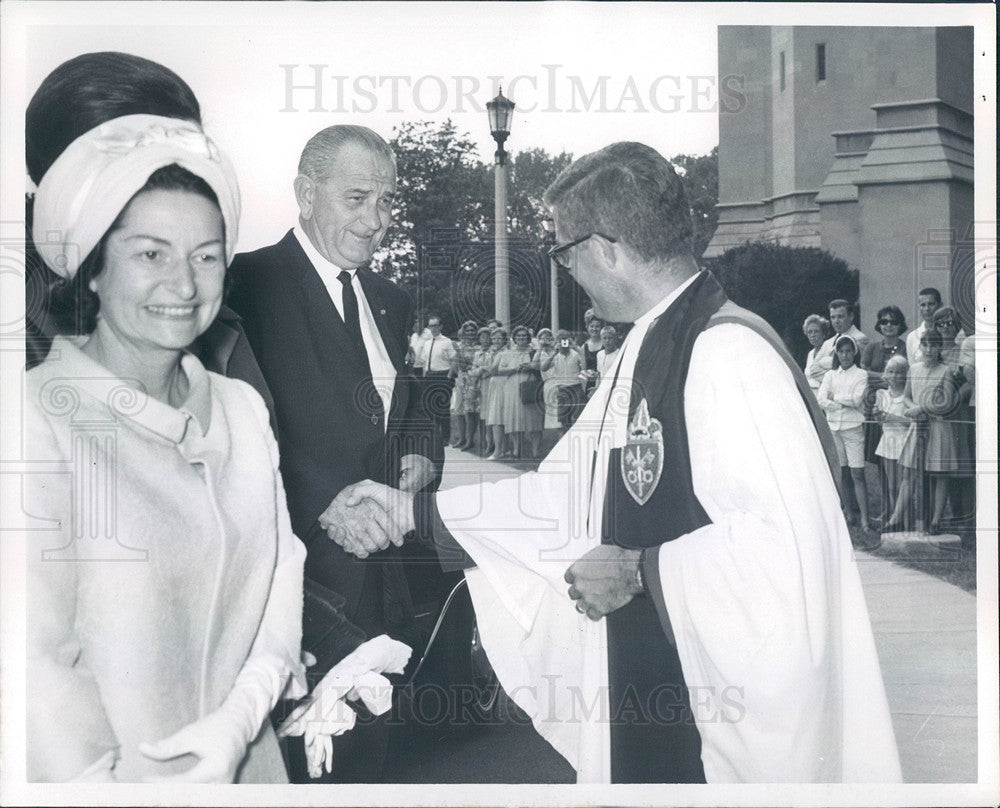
[{"xmin": 319, "ymin": 480, "xmax": 416, "ymax": 559}]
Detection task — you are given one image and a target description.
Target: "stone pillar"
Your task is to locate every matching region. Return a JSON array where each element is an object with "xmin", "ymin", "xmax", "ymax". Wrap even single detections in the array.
[{"xmin": 853, "ymin": 100, "xmax": 974, "ymax": 331}]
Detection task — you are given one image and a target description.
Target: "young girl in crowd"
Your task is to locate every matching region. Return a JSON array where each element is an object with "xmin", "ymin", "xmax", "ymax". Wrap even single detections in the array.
[
  {"xmin": 818, "ymin": 335, "xmax": 872, "ymax": 533},
  {"xmin": 890, "ymin": 329, "xmax": 969, "ymax": 534},
  {"xmin": 873, "ymin": 355, "xmax": 911, "ymax": 528}
]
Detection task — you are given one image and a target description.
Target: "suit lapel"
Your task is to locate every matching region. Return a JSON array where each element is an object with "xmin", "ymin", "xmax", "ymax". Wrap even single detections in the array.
[
  {"xmin": 280, "ymin": 232, "xmax": 369, "ymax": 375},
  {"xmin": 356, "ymin": 268, "xmax": 404, "ymax": 371}
]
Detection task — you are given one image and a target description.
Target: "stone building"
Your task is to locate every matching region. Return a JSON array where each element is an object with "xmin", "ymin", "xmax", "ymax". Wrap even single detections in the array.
[{"xmin": 706, "ymin": 26, "xmax": 974, "ymax": 331}]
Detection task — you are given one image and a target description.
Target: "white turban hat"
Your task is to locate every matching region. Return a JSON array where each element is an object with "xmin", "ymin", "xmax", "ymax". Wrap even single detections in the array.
[{"xmin": 32, "ymin": 114, "xmax": 241, "ymax": 279}]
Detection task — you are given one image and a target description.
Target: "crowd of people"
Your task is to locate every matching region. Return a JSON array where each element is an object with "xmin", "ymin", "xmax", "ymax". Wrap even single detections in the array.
[
  {"xmin": 407, "ymin": 311, "xmax": 625, "ymax": 461},
  {"xmin": 805, "ymin": 291, "xmax": 975, "ymax": 539}
]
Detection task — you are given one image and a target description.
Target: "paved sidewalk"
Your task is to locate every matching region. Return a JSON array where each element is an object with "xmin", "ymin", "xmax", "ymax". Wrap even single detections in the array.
[
  {"xmin": 855, "ymin": 541, "xmax": 977, "ymax": 783},
  {"xmin": 440, "ymin": 446, "xmax": 979, "ymax": 784}
]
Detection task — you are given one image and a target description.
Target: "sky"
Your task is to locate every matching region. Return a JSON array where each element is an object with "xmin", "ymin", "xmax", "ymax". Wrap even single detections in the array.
[
  {"xmin": 5, "ymin": 2, "xmax": 993, "ymax": 253},
  {"xmin": 14, "ymin": 3, "xmax": 726, "ymax": 250}
]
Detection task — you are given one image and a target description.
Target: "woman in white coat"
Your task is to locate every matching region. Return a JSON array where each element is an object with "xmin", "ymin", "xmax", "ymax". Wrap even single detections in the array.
[{"xmin": 24, "ymin": 105, "xmax": 308, "ymax": 782}]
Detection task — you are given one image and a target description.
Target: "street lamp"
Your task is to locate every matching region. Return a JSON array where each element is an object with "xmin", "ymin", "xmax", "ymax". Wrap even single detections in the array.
[
  {"xmin": 541, "ymin": 218, "xmax": 559, "ymax": 333},
  {"xmin": 487, "ymin": 87, "xmax": 515, "ymax": 326}
]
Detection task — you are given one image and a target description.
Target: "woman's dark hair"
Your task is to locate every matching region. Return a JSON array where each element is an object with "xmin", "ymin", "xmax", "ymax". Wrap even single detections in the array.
[
  {"xmin": 932, "ymin": 306, "xmax": 962, "ymax": 334},
  {"xmin": 27, "ymin": 52, "xmax": 201, "ymax": 185},
  {"xmin": 48, "ymin": 164, "xmax": 221, "ymax": 335},
  {"xmin": 873, "ymin": 304, "xmax": 907, "ymax": 336},
  {"xmin": 831, "ymin": 335, "xmax": 858, "ymax": 369},
  {"xmin": 27, "ymin": 52, "xmax": 205, "ymax": 356}
]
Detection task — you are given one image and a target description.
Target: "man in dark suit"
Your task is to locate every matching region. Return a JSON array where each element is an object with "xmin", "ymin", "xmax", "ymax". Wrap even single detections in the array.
[{"xmin": 228, "ymin": 125, "xmax": 435, "ymax": 781}]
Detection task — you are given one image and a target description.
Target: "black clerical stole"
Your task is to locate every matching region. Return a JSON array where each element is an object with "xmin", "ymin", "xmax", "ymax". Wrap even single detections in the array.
[{"xmin": 598, "ymin": 271, "xmax": 727, "ymax": 784}]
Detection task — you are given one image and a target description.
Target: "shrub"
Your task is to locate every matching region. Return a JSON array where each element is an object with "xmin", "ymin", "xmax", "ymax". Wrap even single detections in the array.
[{"xmin": 705, "ymin": 241, "xmax": 859, "ymax": 363}]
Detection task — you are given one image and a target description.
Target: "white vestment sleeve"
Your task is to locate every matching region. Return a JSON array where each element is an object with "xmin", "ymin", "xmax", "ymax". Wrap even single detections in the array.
[
  {"xmin": 435, "ymin": 425, "xmax": 611, "ymax": 782},
  {"xmin": 655, "ymin": 324, "xmax": 901, "ymax": 783}
]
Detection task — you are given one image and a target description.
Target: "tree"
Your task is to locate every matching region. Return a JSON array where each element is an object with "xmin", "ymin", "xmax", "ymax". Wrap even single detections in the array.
[
  {"xmin": 507, "ymin": 148, "xmax": 573, "ymax": 240},
  {"xmin": 706, "ymin": 241, "xmax": 859, "ymax": 362},
  {"xmin": 373, "ymin": 120, "xmax": 491, "ymax": 285},
  {"xmin": 372, "ymin": 120, "xmax": 573, "ymax": 332},
  {"xmin": 670, "ymin": 146, "xmax": 718, "ymax": 262}
]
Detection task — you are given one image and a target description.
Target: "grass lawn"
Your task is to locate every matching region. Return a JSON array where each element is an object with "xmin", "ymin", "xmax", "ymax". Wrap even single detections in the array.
[{"xmin": 845, "ymin": 465, "xmax": 976, "ymax": 593}]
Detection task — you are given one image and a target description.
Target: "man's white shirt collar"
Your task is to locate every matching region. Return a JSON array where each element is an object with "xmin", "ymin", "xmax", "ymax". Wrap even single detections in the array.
[
  {"xmin": 291, "ymin": 225, "xmax": 396, "ymax": 430},
  {"xmin": 632, "ymin": 271, "xmax": 701, "ymax": 333},
  {"xmin": 593, "ymin": 271, "xmax": 702, "ymax": 451},
  {"xmin": 294, "ymin": 225, "xmax": 357, "ymax": 292}
]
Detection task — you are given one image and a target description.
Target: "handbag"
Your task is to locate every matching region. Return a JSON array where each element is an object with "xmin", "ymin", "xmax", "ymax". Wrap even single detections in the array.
[
  {"xmin": 519, "ymin": 375, "xmax": 541, "ymax": 406},
  {"xmin": 517, "ymin": 348, "xmax": 543, "ymax": 405}
]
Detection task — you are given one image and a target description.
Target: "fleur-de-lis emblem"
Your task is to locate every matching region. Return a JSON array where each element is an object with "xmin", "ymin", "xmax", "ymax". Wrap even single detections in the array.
[{"xmin": 620, "ymin": 398, "xmax": 663, "ymax": 506}]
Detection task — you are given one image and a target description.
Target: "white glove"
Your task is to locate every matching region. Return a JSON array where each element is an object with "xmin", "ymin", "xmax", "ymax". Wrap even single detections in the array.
[
  {"xmin": 278, "ymin": 636, "xmax": 412, "ymax": 778},
  {"xmin": 139, "ymin": 652, "xmax": 295, "ymax": 783}
]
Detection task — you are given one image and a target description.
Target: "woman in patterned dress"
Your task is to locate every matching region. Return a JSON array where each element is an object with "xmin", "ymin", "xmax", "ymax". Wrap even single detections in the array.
[
  {"xmin": 482, "ymin": 327, "xmax": 509, "ymax": 459},
  {"xmin": 497, "ymin": 325, "xmax": 544, "ymax": 459},
  {"xmin": 889, "ymin": 329, "xmax": 970, "ymax": 533},
  {"xmin": 469, "ymin": 326, "xmax": 496, "ymax": 455},
  {"xmin": 451, "ymin": 320, "xmax": 480, "ymax": 450}
]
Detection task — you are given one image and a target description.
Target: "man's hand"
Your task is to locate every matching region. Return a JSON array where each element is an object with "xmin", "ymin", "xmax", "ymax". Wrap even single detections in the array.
[
  {"xmin": 564, "ymin": 545, "xmax": 643, "ymax": 621},
  {"xmin": 319, "ymin": 486, "xmax": 401, "ymax": 559},
  {"xmin": 320, "ymin": 481, "xmax": 415, "ymax": 558},
  {"xmin": 399, "ymin": 453, "xmax": 434, "ymax": 493}
]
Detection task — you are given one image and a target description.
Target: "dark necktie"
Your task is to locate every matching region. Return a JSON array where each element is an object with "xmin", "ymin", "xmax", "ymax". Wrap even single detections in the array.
[
  {"xmin": 338, "ymin": 270, "xmax": 368, "ymax": 361},
  {"xmin": 338, "ymin": 270, "xmax": 382, "ymax": 425}
]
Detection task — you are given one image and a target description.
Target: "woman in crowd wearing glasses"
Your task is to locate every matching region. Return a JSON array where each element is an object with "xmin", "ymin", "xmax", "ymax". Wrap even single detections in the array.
[
  {"xmin": 932, "ymin": 307, "xmax": 967, "ymax": 374},
  {"xmin": 861, "ymin": 305, "xmax": 908, "ymax": 376}
]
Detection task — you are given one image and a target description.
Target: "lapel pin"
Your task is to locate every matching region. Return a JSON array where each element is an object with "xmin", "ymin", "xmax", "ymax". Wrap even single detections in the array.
[{"xmin": 380, "ymin": 308, "xmax": 386, "ymax": 316}]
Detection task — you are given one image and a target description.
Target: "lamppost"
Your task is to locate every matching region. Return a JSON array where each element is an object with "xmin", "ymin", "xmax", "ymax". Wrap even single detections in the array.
[
  {"xmin": 487, "ymin": 87, "xmax": 515, "ymax": 326},
  {"xmin": 541, "ymin": 218, "xmax": 559, "ymax": 333}
]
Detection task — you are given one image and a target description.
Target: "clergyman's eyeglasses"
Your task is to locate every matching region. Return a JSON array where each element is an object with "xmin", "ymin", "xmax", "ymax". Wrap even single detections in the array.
[{"xmin": 547, "ymin": 232, "xmax": 618, "ymax": 270}]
